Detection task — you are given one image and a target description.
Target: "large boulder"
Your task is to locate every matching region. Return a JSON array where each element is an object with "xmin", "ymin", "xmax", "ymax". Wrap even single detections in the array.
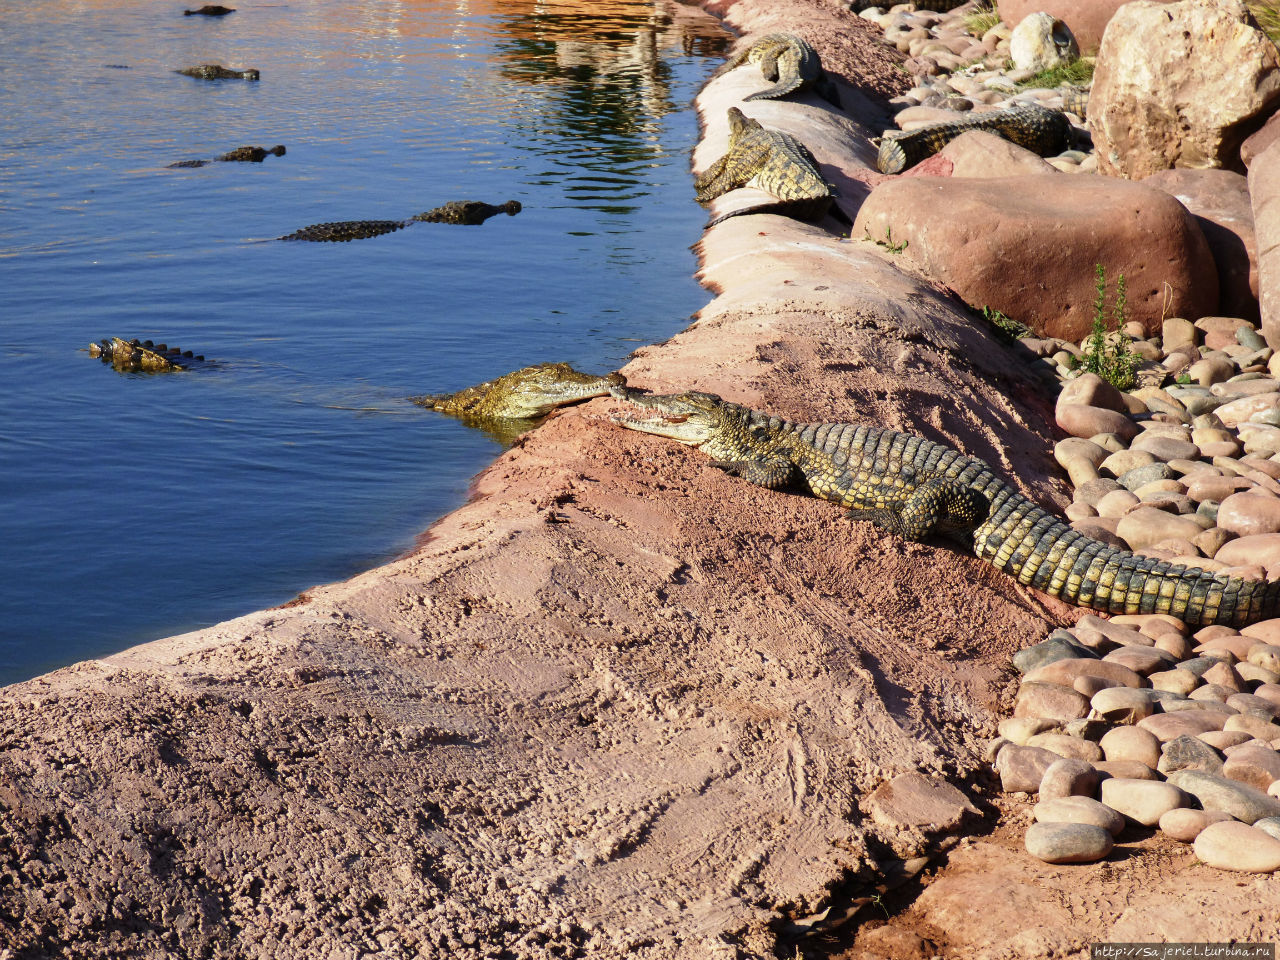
[
  {"xmin": 1091, "ymin": 0, "xmax": 1280, "ymax": 179},
  {"xmin": 852, "ymin": 174, "xmax": 1218, "ymax": 341},
  {"xmin": 927, "ymin": 130, "xmax": 1061, "ymax": 179},
  {"xmin": 1009, "ymin": 12, "xmax": 1079, "ymax": 72},
  {"xmin": 997, "ymin": 0, "xmax": 1169, "ymax": 53},
  {"xmin": 1250, "ymin": 140, "xmax": 1280, "ymax": 349},
  {"xmin": 1142, "ymin": 168, "xmax": 1258, "ymax": 322}
]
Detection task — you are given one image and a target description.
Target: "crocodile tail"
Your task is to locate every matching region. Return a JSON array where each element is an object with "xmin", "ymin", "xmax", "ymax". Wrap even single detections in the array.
[
  {"xmin": 977, "ymin": 491, "xmax": 1280, "ymax": 627},
  {"xmin": 875, "ymin": 135, "xmax": 912, "ymax": 175}
]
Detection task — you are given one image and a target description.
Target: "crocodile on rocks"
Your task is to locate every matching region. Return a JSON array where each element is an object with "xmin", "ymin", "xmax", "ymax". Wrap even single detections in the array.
[
  {"xmin": 278, "ymin": 200, "xmax": 522, "ymax": 242},
  {"xmin": 175, "ymin": 64, "xmax": 259, "ymax": 81},
  {"xmin": 411, "ymin": 362, "xmax": 625, "ymax": 423},
  {"xmin": 88, "ymin": 338, "xmax": 209, "ymax": 372},
  {"xmin": 610, "ymin": 388, "xmax": 1280, "ymax": 627},
  {"xmin": 876, "ymin": 103, "xmax": 1073, "ymax": 174},
  {"xmin": 696, "ymin": 107, "xmax": 833, "ymax": 226},
  {"xmin": 715, "ymin": 33, "xmax": 834, "ymax": 104},
  {"xmin": 168, "ymin": 144, "xmax": 286, "ymax": 169},
  {"xmin": 850, "ymin": 0, "xmax": 969, "ymax": 10},
  {"xmin": 184, "ymin": 5, "xmax": 235, "ymax": 15}
]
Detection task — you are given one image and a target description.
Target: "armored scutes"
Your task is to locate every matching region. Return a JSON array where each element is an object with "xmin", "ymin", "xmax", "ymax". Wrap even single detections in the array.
[
  {"xmin": 168, "ymin": 144, "xmax": 286, "ymax": 169},
  {"xmin": 412, "ymin": 363, "xmax": 625, "ymax": 422},
  {"xmin": 410, "ymin": 200, "xmax": 522, "ymax": 225},
  {"xmin": 850, "ymin": 0, "xmax": 968, "ymax": 10},
  {"xmin": 279, "ymin": 200, "xmax": 522, "ymax": 242},
  {"xmin": 717, "ymin": 33, "xmax": 828, "ymax": 103},
  {"xmin": 611, "ymin": 388, "xmax": 1280, "ymax": 627},
  {"xmin": 696, "ymin": 107, "xmax": 832, "ymax": 225},
  {"xmin": 88, "ymin": 338, "xmax": 208, "ymax": 372},
  {"xmin": 184, "ymin": 5, "xmax": 235, "ymax": 15},
  {"xmin": 176, "ymin": 64, "xmax": 259, "ymax": 81},
  {"xmin": 876, "ymin": 104, "xmax": 1072, "ymax": 174}
]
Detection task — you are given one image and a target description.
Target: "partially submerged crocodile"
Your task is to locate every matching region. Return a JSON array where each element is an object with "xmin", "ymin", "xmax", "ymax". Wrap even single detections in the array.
[
  {"xmin": 278, "ymin": 200, "xmax": 522, "ymax": 242},
  {"xmin": 88, "ymin": 338, "xmax": 209, "ymax": 372},
  {"xmin": 876, "ymin": 104, "xmax": 1073, "ymax": 174},
  {"xmin": 696, "ymin": 107, "xmax": 833, "ymax": 226},
  {"xmin": 610, "ymin": 388, "xmax": 1280, "ymax": 627},
  {"xmin": 168, "ymin": 144, "xmax": 286, "ymax": 169},
  {"xmin": 176, "ymin": 64, "xmax": 259, "ymax": 81},
  {"xmin": 716, "ymin": 33, "xmax": 832, "ymax": 103},
  {"xmin": 184, "ymin": 5, "xmax": 235, "ymax": 14}
]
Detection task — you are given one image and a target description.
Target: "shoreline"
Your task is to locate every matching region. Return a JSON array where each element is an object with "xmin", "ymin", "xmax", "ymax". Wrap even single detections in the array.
[{"xmin": 4, "ymin": 1, "xmax": 1277, "ymax": 956}]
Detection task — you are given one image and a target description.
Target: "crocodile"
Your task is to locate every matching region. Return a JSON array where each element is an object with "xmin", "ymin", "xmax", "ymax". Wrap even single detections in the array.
[
  {"xmin": 716, "ymin": 33, "xmax": 831, "ymax": 103},
  {"xmin": 278, "ymin": 200, "xmax": 522, "ymax": 242},
  {"xmin": 411, "ymin": 363, "xmax": 625, "ymax": 421},
  {"xmin": 850, "ymin": 0, "xmax": 969, "ymax": 10},
  {"xmin": 184, "ymin": 5, "xmax": 235, "ymax": 14},
  {"xmin": 876, "ymin": 103, "xmax": 1073, "ymax": 174},
  {"xmin": 1059, "ymin": 85, "xmax": 1090, "ymax": 119},
  {"xmin": 176, "ymin": 64, "xmax": 259, "ymax": 81},
  {"xmin": 168, "ymin": 144, "xmax": 286, "ymax": 169},
  {"xmin": 88, "ymin": 338, "xmax": 208, "ymax": 372},
  {"xmin": 610, "ymin": 388, "xmax": 1280, "ymax": 627},
  {"xmin": 696, "ymin": 107, "xmax": 833, "ymax": 226}
]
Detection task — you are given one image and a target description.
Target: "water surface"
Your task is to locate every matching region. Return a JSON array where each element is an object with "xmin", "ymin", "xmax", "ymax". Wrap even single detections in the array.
[{"xmin": 0, "ymin": 0, "xmax": 728, "ymax": 685}]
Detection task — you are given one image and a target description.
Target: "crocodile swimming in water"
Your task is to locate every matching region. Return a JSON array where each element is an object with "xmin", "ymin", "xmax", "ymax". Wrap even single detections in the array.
[
  {"xmin": 184, "ymin": 5, "xmax": 235, "ymax": 15},
  {"xmin": 176, "ymin": 64, "xmax": 259, "ymax": 81},
  {"xmin": 168, "ymin": 144, "xmax": 286, "ymax": 169},
  {"xmin": 610, "ymin": 388, "xmax": 1280, "ymax": 627},
  {"xmin": 876, "ymin": 103, "xmax": 1073, "ymax": 174},
  {"xmin": 278, "ymin": 200, "xmax": 522, "ymax": 242},
  {"xmin": 696, "ymin": 107, "xmax": 833, "ymax": 226},
  {"xmin": 715, "ymin": 33, "xmax": 834, "ymax": 104},
  {"xmin": 88, "ymin": 338, "xmax": 209, "ymax": 372}
]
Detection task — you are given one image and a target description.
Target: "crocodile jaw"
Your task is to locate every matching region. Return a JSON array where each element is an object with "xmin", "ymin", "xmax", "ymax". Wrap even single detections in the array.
[
  {"xmin": 609, "ymin": 388, "xmax": 722, "ymax": 445},
  {"xmin": 611, "ymin": 414, "xmax": 711, "ymax": 445}
]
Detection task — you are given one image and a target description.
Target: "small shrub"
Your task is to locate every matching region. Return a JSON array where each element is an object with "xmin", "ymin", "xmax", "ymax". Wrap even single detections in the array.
[
  {"xmin": 980, "ymin": 305, "xmax": 1031, "ymax": 344},
  {"xmin": 964, "ymin": 4, "xmax": 1001, "ymax": 37},
  {"xmin": 1249, "ymin": 1, "xmax": 1280, "ymax": 46},
  {"xmin": 1082, "ymin": 263, "xmax": 1139, "ymax": 391},
  {"xmin": 1017, "ymin": 58, "xmax": 1094, "ymax": 90},
  {"xmin": 865, "ymin": 224, "xmax": 908, "ymax": 254}
]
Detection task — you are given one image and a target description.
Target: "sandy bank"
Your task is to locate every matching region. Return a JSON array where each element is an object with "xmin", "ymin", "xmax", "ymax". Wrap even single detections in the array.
[{"xmin": 4, "ymin": 0, "xmax": 1277, "ymax": 957}]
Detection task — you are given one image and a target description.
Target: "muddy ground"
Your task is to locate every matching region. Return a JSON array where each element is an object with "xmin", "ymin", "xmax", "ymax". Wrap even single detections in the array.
[{"xmin": 1, "ymin": 0, "xmax": 1277, "ymax": 957}]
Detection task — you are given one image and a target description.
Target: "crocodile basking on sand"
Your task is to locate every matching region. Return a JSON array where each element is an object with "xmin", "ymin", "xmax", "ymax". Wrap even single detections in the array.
[
  {"xmin": 176, "ymin": 64, "xmax": 259, "ymax": 81},
  {"xmin": 279, "ymin": 200, "xmax": 522, "ymax": 242},
  {"xmin": 696, "ymin": 107, "xmax": 833, "ymax": 226},
  {"xmin": 610, "ymin": 388, "xmax": 1280, "ymax": 627},
  {"xmin": 88, "ymin": 338, "xmax": 209, "ymax": 372},
  {"xmin": 168, "ymin": 144, "xmax": 286, "ymax": 169},
  {"xmin": 716, "ymin": 33, "xmax": 833, "ymax": 104},
  {"xmin": 876, "ymin": 103, "xmax": 1073, "ymax": 174}
]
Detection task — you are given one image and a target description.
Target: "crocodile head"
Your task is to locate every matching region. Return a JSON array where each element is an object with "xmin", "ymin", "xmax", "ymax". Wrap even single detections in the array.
[{"xmin": 612, "ymin": 388, "xmax": 766, "ymax": 461}]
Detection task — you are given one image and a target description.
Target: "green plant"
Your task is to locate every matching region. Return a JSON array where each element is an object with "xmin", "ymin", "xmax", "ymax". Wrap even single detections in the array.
[
  {"xmin": 980, "ymin": 305, "xmax": 1031, "ymax": 343},
  {"xmin": 1082, "ymin": 263, "xmax": 1139, "ymax": 391},
  {"xmin": 865, "ymin": 224, "xmax": 908, "ymax": 254},
  {"xmin": 1017, "ymin": 58, "xmax": 1094, "ymax": 89},
  {"xmin": 963, "ymin": 3, "xmax": 1001, "ymax": 37},
  {"xmin": 1249, "ymin": 1, "xmax": 1280, "ymax": 46}
]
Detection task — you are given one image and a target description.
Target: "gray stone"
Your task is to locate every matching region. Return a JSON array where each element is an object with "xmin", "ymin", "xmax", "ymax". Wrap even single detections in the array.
[
  {"xmin": 1166, "ymin": 769, "xmax": 1280, "ymax": 824},
  {"xmin": 1013, "ymin": 631, "xmax": 1098, "ymax": 675},
  {"xmin": 1117, "ymin": 463, "xmax": 1176, "ymax": 492},
  {"xmin": 1025, "ymin": 821, "xmax": 1114, "ymax": 864},
  {"xmin": 1034, "ymin": 796, "xmax": 1126, "ymax": 837},
  {"xmin": 1255, "ymin": 816, "xmax": 1280, "ymax": 841},
  {"xmin": 1157, "ymin": 734, "xmax": 1226, "ymax": 777}
]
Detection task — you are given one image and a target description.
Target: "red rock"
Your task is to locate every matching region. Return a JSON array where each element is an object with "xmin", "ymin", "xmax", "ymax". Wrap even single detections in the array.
[
  {"xmin": 1213, "ymin": 533, "xmax": 1280, "ymax": 569},
  {"xmin": 932, "ymin": 130, "xmax": 1060, "ymax": 178},
  {"xmin": 1115, "ymin": 507, "xmax": 1206, "ymax": 552},
  {"xmin": 1025, "ymin": 658, "xmax": 1144, "ymax": 690},
  {"xmin": 852, "ymin": 175, "xmax": 1217, "ymax": 341},
  {"xmin": 1100, "ymin": 777, "xmax": 1188, "ymax": 826},
  {"xmin": 1194, "ymin": 820, "xmax": 1280, "ymax": 872},
  {"xmin": 996, "ymin": 743, "xmax": 1061, "ymax": 793},
  {"xmin": 995, "ymin": 0, "xmax": 1168, "ymax": 53},
  {"xmin": 1222, "ymin": 744, "xmax": 1280, "ymax": 791},
  {"xmin": 1014, "ymin": 681, "xmax": 1091, "ymax": 722},
  {"xmin": 1243, "ymin": 620, "xmax": 1280, "ymax": 644},
  {"xmin": 1038, "ymin": 757, "xmax": 1102, "ymax": 800},
  {"xmin": 1056, "ymin": 403, "xmax": 1141, "ymax": 442},
  {"xmin": 1243, "ymin": 110, "xmax": 1280, "ymax": 169},
  {"xmin": 1091, "ymin": 0, "xmax": 1280, "ymax": 179},
  {"xmin": 866, "ymin": 771, "xmax": 980, "ymax": 830},
  {"xmin": 1059, "ymin": 373, "xmax": 1129, "ymax": 415},
  {"xmin": 1159, "ymin": 807, "xmax": 1233, "ymax": 842},
  {"xmin": 1213, "ymin": 393, "xmax": 1280, "ymax": 427},
  {"xmin": 1143, "ymin": 169, "xmax": 1258, "ymax": 322},
  {"xmin": 1034, "ymin": 796, "xmax": 1125, "ymax": 836},
  {"xmin": 1253, "ymin": 140, "xmax": 1280, "ymax": 350},
  {"xmin": 1217, "ymin": 491, "xmax": 1280, "ymax": 537},
  {"xmin": 1100, "ymin": 725, "xmax": 1162, "ymax": 768},
  {"xmin": 1139, "ymin": 711, "xmax": 1229, "ymax": 741}
]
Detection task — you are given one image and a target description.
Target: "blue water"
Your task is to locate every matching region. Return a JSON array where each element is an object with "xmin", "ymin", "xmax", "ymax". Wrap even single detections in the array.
[{"xmin": 0, "ymin": 0, "xmax": 728, "ymax": 686}]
